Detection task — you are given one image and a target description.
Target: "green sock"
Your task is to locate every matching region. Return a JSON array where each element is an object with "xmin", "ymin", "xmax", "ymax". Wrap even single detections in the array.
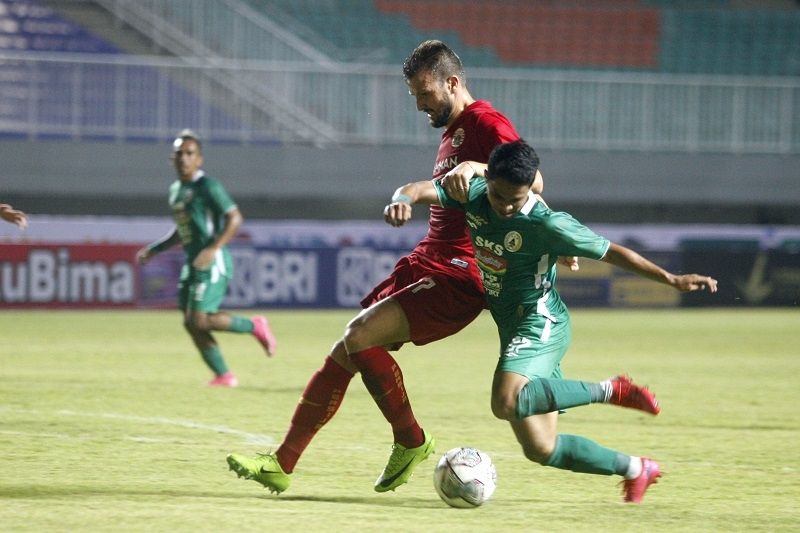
[
  {"xmin": 228, "ymin": 316, "xmax": 254, "ymax": 333},
  {"xmin": 516, "ymin": 378, "xmax": 605, "ymax": 417},
  {"xmin": 544, "ymin": 434, "xmax": 629, "ymax": 476},
  {"xmin": 200, "ymin": 345, "xmax": 229, "ymax": 375}
]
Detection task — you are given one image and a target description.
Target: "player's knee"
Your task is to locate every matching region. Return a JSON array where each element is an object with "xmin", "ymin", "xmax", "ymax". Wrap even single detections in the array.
[
  {"xmin": 330, "ymin": 340, "xmax": 358, "ymax": 374},
  {"xmin": 490, "ymin": 394, "xmax": 517, "ymax": 421},
  {"xmin": 520, "ymin": 440, "xmax": 553, "ymax": 465},
  {"xmin": 188, "ymin": 314, "xmax": 211, "ymax": 332},
  {"xmin": 342, "ymin": 317, "xmax": 368, "ymax": 352}
]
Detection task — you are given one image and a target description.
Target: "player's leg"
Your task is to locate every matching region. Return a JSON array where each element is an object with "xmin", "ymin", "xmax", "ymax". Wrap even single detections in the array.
[
  {"xmin": 346, "ymin": 271, "xmax": 486, "ymax": 446},
  {"xmin": 496, "ymin": 318, "xmax": 659, "ymax": 417},
  {"xmin": 274, "ymin": 338, "xmax": 354, "ymax": 474},
  {"xmin": 227, "ymin": 337, "xmax": 353, "ymax": 494},
  {"xmin": 508, "ymin": 409, "xmax": 661, "ymax": 502},
  {"xmin": 184, "ymin": 309, "xmax": 237, "ymax": 386},
  {"xmin": 349, "ymin": 273, "xmax": 484, "ymax": 492},
  {"xmin": 494, "ymin": 334, "xmax": 660, "ymax": 502},
  {"xmin": 343, "ymin": 297, "xmax": 424, "ymax": 445},
  {"xmin": 499, "ymin": 376, "xmax": 633, "ymax": 478},
  {"xmin": 514, "ymin": 373, "xmax": 659, "ymax": 416},
  {"xmin": 196, "ymin": 311, "xmax": 277, "ymax": 357},
  {"xmin": 341, "ymin": 295, "xmax": 438, "ymax": 492},
  {"xmin": 188, "ymin": 269, "xmax": 278, "ymax": 356},
  {"xmin": 183, "ymin": 272, "xmax": 237, "ymax": 386},
  {"xmin": 229, "ymin": 293, "xmax": 424, "ymax": 492}
]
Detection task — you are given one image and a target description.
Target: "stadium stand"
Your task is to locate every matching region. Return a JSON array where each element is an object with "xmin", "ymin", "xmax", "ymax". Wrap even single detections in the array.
[
  {"xmin": 246, "ymin": 0, "xmax": 499, "ymax": 66},
  {"xmin": 374, "ymin": 0, "xmax": 660, "ymax": 69},
  {"xmin": 0, "ymin": 0, "xmax": 260, "ymax": 142},
  {"xmin": 247, "ymin": 0, "xmax": 800, "ymax": 76},
  {"xmin": 0, "ymin": 0, "xmax": 118, "ymax": 53}
]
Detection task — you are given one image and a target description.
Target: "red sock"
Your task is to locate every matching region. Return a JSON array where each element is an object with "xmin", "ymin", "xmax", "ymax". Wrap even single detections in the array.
[
  {"xmin": 276, "ymin": 356, "xmax": 353, "ymax": 473},
  {"xmin": 350, "ymin": 346, "xmax": 424, "ymax": 449}
]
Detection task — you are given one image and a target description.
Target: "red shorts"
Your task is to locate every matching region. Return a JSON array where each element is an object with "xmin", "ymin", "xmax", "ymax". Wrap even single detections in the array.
[{"xmin": 360, "ymin": 253, "xmax": 486, "ymax": 346}]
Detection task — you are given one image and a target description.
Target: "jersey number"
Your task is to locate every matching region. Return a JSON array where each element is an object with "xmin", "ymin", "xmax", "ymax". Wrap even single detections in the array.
[{"xmin": 411, "ymin": 277, "xmax": 436, "ymax": 293}]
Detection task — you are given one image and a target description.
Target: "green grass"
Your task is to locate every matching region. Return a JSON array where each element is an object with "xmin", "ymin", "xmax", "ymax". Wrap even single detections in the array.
[{"xmin": 1, "ymin": 308, "xmax": 798, "ymax": 532}]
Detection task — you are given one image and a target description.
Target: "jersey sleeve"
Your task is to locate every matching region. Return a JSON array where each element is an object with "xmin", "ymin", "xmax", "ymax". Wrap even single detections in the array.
[
  {"xmin": 203, "ymin": 177, "xmax": 237, "ymax": 214},
  {"xmin": 542, "ymin": 211, "xmax": 610, "ymax": 260},
  {"xmin": 432, "ymin": 179, "xmax": 461, "ymax": 209},
  {"xmin": 431, "ymin": 176, "xmax": 487, "ymax": 211}
]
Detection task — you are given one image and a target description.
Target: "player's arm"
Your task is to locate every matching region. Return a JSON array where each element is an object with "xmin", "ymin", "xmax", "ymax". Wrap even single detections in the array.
[
  {"xmin": 383, "ymin": 180, "xmax": 439, "ymax": 227},
  {"xmin": 441, "ymin": 162, "xmax": 543, "ymax": 203},
  {"xmin": 192, "ymin": 207, "xmax": 242, "ymax": 270},
  {"xmin": 0, "ymin": 203, "xmax": 28, "ymax": 229},
  {"xmin": 601, "ymin": 242, "xmax": 718, "ymax": 293},
  {"xmin": 137, "ymin": 228, "xmax": 180, "ymax": 264}
]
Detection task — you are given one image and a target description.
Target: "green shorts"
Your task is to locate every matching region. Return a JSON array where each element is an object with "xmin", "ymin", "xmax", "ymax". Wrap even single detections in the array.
[
  {"xmin": 178, "ymin": 265, "xmax": 230, "ymax": 313},
  {"xmin": 495, "ymin": 313, "xmax": 572, "ymax": 380}
]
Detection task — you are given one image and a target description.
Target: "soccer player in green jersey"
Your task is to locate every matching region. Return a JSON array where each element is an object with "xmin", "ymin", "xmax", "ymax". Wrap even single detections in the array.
[
  {"xmin": 383, "ymin": 139, "xmax": 718, "ymax": 503},
  {"xmin": 137, "ymin": 130, "xmax": 277, "ymax": 387}
]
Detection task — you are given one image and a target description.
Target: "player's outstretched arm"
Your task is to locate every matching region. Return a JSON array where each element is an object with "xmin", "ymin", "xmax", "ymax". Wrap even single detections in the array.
[
  {"xmin": 384, "ymin": 180, "xmax": 438, "ymax": 227},
  {"xmin": 137, "ymin": 228, "xmax": 180, "ymax": 264},
  {"xmin": 601, "ymin": 242, "xmax": 718, "ymax": 293}
]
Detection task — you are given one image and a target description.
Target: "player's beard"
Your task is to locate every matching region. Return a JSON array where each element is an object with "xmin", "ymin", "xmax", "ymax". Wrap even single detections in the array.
[{"xmin": 428, "ymin": 100, "xmax": 453, "ymax": 129}]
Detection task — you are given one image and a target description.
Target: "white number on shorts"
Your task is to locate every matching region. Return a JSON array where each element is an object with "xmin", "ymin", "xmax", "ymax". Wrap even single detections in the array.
[{"xmin": 411, "ymin": 277, "xmax": 436, "ymax": 293}]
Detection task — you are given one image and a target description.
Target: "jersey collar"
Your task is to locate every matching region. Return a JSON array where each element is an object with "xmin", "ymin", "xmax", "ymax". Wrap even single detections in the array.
[{"xmin": 191, "ymin": 170, "xmax": 205, "ymax": 182}]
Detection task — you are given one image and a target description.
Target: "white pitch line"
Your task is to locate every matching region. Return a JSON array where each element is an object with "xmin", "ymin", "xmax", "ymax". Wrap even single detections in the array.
[
  {"xmin": 0, "ymin": 407, "xmax": 275, "ymax": 446},
  {"xmin": 56, "ymin": 409, "xmax": 277, "ymax": 446}
]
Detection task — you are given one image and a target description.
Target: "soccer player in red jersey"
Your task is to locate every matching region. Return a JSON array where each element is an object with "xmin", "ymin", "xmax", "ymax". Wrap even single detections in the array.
[{"xmin": 227, "ymin": 40, "xmax": 539, "ymax": 494}]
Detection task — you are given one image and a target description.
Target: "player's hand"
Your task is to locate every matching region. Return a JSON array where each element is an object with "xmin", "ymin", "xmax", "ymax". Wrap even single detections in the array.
[
  {"xmin": 441, "ymin": 162, "xmax": 479, "ymax": 203},
  {"xmin": 384, "ymin": 201, "xmax": 413, "ymax": 227},
  {"xmin": 136, "ymin": 247, "xmax": 153, "ymax": 265},
  {"xmin": 0, "ymin": 204, "xmax": 28, "ymax": 229},
  {"xmin": 192, "ymin": 247, "xmax": 217, "ymax": 270},
  {"xmin": 558, "ymin": 256, "xmax": 580, "ymax": 271},
  {"xmin": 673, "ymin": 274, "xmax": 718, "ymax": 293}
]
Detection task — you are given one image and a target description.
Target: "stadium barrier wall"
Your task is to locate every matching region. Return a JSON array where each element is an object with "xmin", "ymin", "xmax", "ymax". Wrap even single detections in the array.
[{"xmin": 1, "ymin": 242, "xmax": 798, "ymax": 309}]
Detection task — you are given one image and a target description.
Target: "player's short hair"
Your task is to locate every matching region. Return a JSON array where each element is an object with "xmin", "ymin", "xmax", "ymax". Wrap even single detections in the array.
[
  {"xmin": 173, "ymin": 128, "xmax": 202, "ymax": 152},
  {"xmin": 487, "ymin": 140, "xmax": 540, "ymax": 186},
  {"xmin": 403, "ymin": 40, "xmax": 465, "ymax": 84}
]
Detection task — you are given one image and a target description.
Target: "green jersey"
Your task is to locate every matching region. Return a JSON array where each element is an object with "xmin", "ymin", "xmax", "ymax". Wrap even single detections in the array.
[
  {"xmin": 434, "ymin": 177, "xmax": 610, "ymax": 328},
  {"xmin": 168, "ymin": 171, "xmax": 236, "ymax": 278}
]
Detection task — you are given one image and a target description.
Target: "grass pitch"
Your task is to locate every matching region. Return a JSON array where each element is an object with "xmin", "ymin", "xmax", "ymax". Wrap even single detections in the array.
[{"xmin": 1, "ymin": 308, "xmax": 798, "ymax": 532}]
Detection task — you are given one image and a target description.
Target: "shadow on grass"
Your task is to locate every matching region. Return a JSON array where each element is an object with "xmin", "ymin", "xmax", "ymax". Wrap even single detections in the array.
[
  {"xmin": 0, "ymin": 485, "xmax": 247, "ymax": 500},
  {"xmin": 0, "ymin": 485, "xmax": 443, "ymax": 508},
  {"xmin": 273, "ymin": 494, "xmax": 442, "ymax": 508}
]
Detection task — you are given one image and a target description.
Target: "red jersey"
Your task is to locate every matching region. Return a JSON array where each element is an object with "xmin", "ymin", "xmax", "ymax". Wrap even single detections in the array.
[
  {"xmin": 361, "ymin": 101, "xmax": 519, "ymax": 342},
  {"xmin": 414, "ymin": 100, "xmax": 520, "ymax": 271}
]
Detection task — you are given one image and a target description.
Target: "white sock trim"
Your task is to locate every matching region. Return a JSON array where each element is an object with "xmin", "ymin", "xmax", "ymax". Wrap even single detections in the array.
[
  {"xmin": 625, "ymin": 456, "xmax": 643, "ymax": 480},
  {"xmin": 600, "ymin": 380, "xmax": 613, "ymax": 403}
]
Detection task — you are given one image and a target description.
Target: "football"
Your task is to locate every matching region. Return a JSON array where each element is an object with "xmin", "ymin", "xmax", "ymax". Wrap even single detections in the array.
[{"xmin": 432, "ymin": 447, "xmax": 497, "ymax": 508}]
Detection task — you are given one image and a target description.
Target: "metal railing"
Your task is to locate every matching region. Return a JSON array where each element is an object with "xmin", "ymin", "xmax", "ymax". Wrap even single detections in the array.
[{"xmin": 1, "ymin": 49, "xmax": 798, "ymax": 153}]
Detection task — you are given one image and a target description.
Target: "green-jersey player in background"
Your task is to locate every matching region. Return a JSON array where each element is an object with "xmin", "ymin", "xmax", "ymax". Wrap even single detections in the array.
[
  {"xmin": 384, "ymin": 139, "xmax": 717, "ymax": 503},
  {"xmin": 137, "ymin": 130, "xmax": 277, "ymax": 387}
]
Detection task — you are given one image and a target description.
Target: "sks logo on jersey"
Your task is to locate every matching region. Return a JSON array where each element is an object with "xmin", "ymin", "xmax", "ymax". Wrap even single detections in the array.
[
  {"xmin": 466, "ymin": 212, "xmax": 488, "ymax": 229},
  {"xmin": 451, "ymin": 127, "xmax": 465, "ymax": 148},
  {"xmin": 475, "ymin": 235, "xmax": 504, "ymax": 256},
  {"xmin": 504, "ymin": 231, "xmax": 523, "ymax": 252},
  {"xmin": 474, "ymin": 247, "xmax": 507, "ymax": 275}
]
